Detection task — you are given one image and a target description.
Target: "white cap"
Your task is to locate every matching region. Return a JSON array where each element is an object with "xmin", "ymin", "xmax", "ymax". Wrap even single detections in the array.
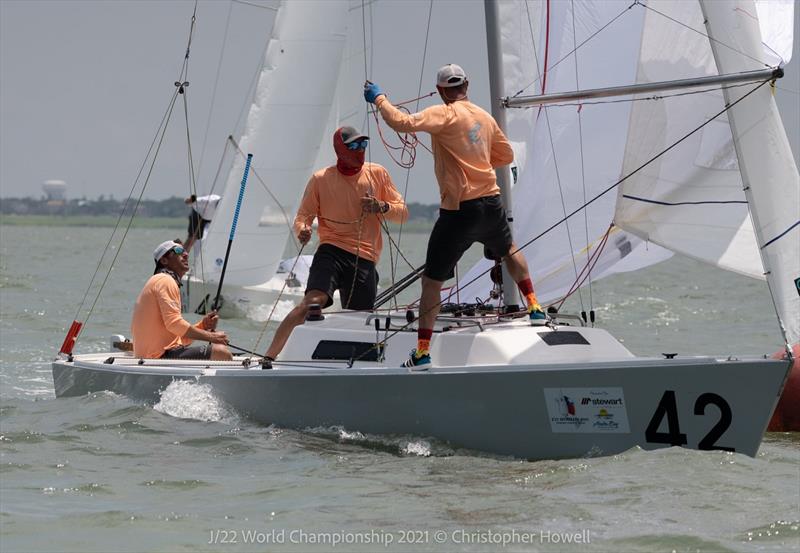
[
  {"xmin": 436, "ymin": 64, "xmax": 467, "ymax": 87},
  {"xmin": 153, "ymin": 240, "xmax": 181, "ymax": 262}
]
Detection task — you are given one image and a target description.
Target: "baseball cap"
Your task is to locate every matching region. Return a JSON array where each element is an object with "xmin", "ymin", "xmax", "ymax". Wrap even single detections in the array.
[
  {"xmin": 153, "ymin": 240, "xmax": 182, "ymax": 262},
  {"xmin": 338, "ymin": 126, "xmax": 369, "ymax": 144},
  {"xmin": 436, "ymin": 64, "xmax": 467, "ymax": 87}
]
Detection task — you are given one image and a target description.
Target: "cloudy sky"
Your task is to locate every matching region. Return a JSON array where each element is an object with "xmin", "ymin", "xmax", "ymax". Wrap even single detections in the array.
[{"xmin": 1, "ymin": 0, "xmax": 797, "ymax": 204}]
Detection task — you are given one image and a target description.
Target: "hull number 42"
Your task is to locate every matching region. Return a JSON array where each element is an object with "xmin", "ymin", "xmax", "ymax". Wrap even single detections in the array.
[{"xmin": 645, "ymin": 390, "xmax": 734, "ymax": 452}]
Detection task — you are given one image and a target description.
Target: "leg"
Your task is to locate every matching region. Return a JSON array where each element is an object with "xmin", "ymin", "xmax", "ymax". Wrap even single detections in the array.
[
  {"xmin": 503, "ymin": 242, "xmax": 545, "ymax": 323},
  {"xmin": 264, "ymin": 289, "xmax": 329, "ymax": 360},
  {"xmin": 210, "ymin": 343, "xmax": 233, "ymax": 361},
  {"xmin": 418, "ymin": 275, "xmax": 444, "ymax": 331}
]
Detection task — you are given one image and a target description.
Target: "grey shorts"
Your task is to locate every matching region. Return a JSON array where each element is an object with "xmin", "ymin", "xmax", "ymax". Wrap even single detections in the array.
[{"xmin": 162, "ymin": 344, "xmax": 211, "ymax": 360}]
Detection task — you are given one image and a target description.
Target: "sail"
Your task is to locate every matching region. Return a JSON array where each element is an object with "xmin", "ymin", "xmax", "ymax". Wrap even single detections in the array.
[
  {"xmin": 454, "ymin": 0, "xmax": 672, "ymax": 305},
  {"xmin": 201, "ymin": 1, "xmax": 349, "ymax": 288},
  {"xmin": 701, "ymin": 0, "xmax": 799, "ymax": 344},
  {"xmin": 613, "ymin": 0, "xmax": 798, "ymax": 343}
]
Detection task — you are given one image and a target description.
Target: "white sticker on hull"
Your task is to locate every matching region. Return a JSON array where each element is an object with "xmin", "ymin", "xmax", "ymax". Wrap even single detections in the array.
[{"xmin": 543, "ymin": 387, "xmax": 630, "ymax": 433}]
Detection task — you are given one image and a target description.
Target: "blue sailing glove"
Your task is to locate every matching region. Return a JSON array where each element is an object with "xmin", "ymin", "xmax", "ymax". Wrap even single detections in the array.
[{"xmin": 364, "ymin": 81, "xmax": 384, "ymax": 104}]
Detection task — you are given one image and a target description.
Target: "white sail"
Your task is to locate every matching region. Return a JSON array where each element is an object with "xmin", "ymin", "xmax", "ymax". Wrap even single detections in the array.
[
  {"xmin": 455, "ymin": 0, "xmax": 672, "ymax": 305},
  {"xmin": 613, "ymin": 0, "xmax": 798, "ymax": 343},
  {"xmin": 201, "ymin": 1, "xmax": 349, "ymax": 288},
  {"xmin": 701, "ymin": 0, "xmax": 799, "ymax": 344}
]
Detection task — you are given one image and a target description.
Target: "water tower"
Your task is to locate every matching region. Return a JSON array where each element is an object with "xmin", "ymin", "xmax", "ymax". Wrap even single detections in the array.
[{"xmin": 43, "ymin": 180, "xmax": 67, "ymax": 201}]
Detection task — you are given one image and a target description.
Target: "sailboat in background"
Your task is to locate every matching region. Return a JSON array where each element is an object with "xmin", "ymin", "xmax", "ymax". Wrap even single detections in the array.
[
  {"xmin": 53, "ymin": 0, "xmax": 798, "ymax": 460},
  {"xmin": 182, "ymin": 0, "xmax": 347, "ymax": 317}
]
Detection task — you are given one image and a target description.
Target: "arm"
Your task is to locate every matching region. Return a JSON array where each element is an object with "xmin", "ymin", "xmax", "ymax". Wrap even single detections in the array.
[
  {"xmin": 293, "ymin": 176, "xmax": 319, "ymax": 244},
  {"xmin": 375, "ymin": 96, "xmax": 449, "ymax": 135},
  {"xmin": 490, "ymin": 121, "xmax": 514, "ymax": 167},
  {"xmin": 375, "ymin": 168, "xmax": 408, "ymax": 223},
  {"xmin": 153, "ymin": 278, "xmax": 228, "ymax": 344}
]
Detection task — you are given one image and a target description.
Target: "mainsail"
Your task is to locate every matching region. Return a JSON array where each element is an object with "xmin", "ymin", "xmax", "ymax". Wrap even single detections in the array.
[{"xmin": 201, "ymin": 1, "xmax": 349, "ymax": 288}]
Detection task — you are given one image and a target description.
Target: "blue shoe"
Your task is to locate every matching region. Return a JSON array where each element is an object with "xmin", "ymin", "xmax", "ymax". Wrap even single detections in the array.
[
  {"xmin": 402, "ymin": 349, "xmax": 431, "ymax": 370},
  {"xmin": 529, "ymin": 308, "xmax": 548, "ymax": 326}
]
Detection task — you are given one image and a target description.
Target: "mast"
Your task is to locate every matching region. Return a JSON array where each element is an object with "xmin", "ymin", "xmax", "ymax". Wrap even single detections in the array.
[{"xmin": 484, "ymin": 0, "xmax": 520, "ymax": 309}]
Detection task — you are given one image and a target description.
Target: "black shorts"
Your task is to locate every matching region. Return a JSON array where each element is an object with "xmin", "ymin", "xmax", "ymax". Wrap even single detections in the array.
[
  {"xmin": 306, "ymin": 244, "xmax": 378, "ymax": 310},
  {"xmin": 187, "ymin": 210, "xmax": 210, "ymax": 238},
  {"xmin": 162, "ymin": 344, "xmax": 212, "ymax": 360},
  {"xmin": 424, "ymin": 195, "xmax": 513, "ymax": 282}
]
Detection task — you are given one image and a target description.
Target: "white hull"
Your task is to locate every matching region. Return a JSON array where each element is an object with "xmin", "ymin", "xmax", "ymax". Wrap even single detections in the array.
[{"xmin": 52, "ymin": 312, "xmax": 790, "ymax": 460}]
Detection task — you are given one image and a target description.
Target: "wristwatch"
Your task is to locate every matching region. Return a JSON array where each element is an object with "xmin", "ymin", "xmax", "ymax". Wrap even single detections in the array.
[{"xmin": 380, "ymin": 201, "xmax": 390, "ymax": 214}]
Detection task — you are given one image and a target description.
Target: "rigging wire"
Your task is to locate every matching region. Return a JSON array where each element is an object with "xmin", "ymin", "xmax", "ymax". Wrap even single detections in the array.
[
  {"xmin": 639, "ymin": 1, "xmax": 774, "ymax": 69},
  {"xmin": 513, "ymin": 1, "xmax": 637, "ymax": 99},
  {"xmin": 389, "ymin": 0, "xmax": 435, "ymax": 310},
  {"xmin": 571, "ymin": 0, "xmax": 593, "ymax": 318},
  {"xmin": 195, "ymin": 0, "xmax": 233, "ymax": 182}
]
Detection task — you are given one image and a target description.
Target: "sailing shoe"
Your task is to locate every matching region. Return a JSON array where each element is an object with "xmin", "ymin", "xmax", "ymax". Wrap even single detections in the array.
[
  {"xmin": 402, "ymin": 349, "xmax": 431, "ymax": 371},
  {"xmin": 529, "ymin": 308, "xmax": 548, "ymax": 326}
]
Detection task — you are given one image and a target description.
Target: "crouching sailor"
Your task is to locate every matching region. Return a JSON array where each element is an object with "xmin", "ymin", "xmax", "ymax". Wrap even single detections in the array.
[
  {"xmin": 131, "ymin": 240, "xmax": 232, "ymax": 360},
  {"xmin": 263, "ymin": 127, "xmax": 408, "ymax": 365}
]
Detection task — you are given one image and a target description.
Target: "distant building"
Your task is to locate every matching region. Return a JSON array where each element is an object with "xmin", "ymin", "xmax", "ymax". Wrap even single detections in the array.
[{"xmin": 42, "ymin": 180, "xmax": 67, "ymax": 202}]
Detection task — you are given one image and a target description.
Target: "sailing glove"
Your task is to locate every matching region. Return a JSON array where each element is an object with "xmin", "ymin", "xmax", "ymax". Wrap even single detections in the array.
[{"xmin": 364, "ymin": 82, "xmax": 384, "ymax": 104}]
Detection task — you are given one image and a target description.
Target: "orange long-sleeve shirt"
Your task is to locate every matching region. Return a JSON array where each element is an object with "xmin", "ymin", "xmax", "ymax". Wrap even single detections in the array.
[
  {"xmin": 131, "ymin": 273, "xmax": 207, "ymax": 358},
  {"xmin": 376, "ymin": 96, "xmax": 514, "ymax": 210},
  {"xmin": 293, "ymin": 162, "xmax": 408, "ymax": 262}
]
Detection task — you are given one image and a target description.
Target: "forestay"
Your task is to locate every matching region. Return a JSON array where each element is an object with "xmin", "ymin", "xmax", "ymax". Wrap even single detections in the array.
[{"xmin": 201, "ymin": 1, "xmax": 350, "ymax": 288}]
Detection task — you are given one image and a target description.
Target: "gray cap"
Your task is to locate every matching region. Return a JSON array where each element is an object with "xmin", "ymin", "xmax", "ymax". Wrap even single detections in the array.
[
  {"xmin": 436, "ymin": 64, "xmax": 467, "ymax": 87},
  {"xmin": 339, "ymin": 126, "xmax": 369, "ymax": 144}
]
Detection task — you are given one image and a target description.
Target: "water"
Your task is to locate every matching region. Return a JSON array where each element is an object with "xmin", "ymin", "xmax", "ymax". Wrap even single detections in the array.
[{"xmin": 1, "ymin": 224, "xmax": 798, "ymax": 552}]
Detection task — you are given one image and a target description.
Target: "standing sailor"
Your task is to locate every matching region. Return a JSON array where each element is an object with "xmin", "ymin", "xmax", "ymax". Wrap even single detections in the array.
[
  {"xmin": 365, "ymin": 64, "xmax": 546, "ymax": 370},
  {"xmin": 262, "ymin": 127, "xmax": 408, "ymax": 365}
]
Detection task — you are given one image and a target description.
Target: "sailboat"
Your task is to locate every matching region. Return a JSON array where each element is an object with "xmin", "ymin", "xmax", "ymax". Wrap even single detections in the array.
[{"xmin": 52, "ymin": 0, "xmax": 798, "ymax": 460}]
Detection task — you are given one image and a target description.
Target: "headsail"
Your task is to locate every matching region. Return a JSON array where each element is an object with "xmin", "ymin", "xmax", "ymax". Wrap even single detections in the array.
[
  {"xmin": 613, "ymin": 0, "xmax": 798, "ymax": 343},
  {"xmin": 201, "ymin": 1, "xmax": 349, "ymax": 288}
]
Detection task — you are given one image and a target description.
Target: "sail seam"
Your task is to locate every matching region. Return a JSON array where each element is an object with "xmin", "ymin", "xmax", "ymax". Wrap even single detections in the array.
[
  {"xmin": 761, "ymin": 220, "xmax": 800, "ymax": 250},
  {"xmin": 621, "ymin": 195, "xmax": 748, "ymax": 206}
]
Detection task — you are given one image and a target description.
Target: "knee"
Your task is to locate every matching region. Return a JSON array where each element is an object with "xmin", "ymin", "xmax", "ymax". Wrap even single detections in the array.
[{"xmin": 211, "ymin": 344, "xmax": 232, "ymax": 361}]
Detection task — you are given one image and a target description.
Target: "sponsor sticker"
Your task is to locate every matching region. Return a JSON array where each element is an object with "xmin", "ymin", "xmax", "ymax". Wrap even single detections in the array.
[{"xmin": 543, "ymin": 387, "xmax": 630, "ymax": 433}]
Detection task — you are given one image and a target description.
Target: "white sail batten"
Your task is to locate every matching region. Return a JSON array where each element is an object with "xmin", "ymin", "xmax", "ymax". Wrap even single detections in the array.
[
  {"xmin": 201, "ymin": 1, "xmax": 349, "ymax": 288},
  {"xmin": 455, "ymin": 0, "xmax": 671, "ymax": 305},
  {"xmin": 701, "ymin": 0, "xmax": 800, "ymax": 344}
]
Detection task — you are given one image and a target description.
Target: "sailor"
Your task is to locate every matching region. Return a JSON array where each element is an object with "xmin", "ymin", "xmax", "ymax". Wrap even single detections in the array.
[
  {"xmin": 365, "ymin": 64, "xmax": 546, "ymax": 370},
  {"xmin": 131, "ymin": 240, "xmax": 232, "ymax": 360},
  {"xmin": 184, "ymin": 193, "xmax": 222, "ymax": 253},
  {"xmin": 262, "ymin": 126, "xmax": 408, "ymax": 365}
]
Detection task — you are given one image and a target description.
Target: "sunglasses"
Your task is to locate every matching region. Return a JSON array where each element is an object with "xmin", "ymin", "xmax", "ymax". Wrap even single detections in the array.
[
  {"xmin": 171, "ymin": 246, "xmax": 186, "ymax": 255},
  {"xmin": 346, "ymin": 139, "xmax": 369, "ymax": 151}
]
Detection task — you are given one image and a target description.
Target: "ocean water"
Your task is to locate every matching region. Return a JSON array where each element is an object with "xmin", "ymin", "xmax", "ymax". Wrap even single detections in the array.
[{"xmin": 1, "ymin": 223, "xmax": 798, "ymax": 553}]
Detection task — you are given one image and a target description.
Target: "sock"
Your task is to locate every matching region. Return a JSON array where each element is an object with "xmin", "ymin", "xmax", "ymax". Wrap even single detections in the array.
[
  {"xmin": 417, "ymin": 328, "xmax": 433, "ymax": 357},
  {"xmin": 517, "ymin": 278, "xmax": 542, "ymax": 312}
]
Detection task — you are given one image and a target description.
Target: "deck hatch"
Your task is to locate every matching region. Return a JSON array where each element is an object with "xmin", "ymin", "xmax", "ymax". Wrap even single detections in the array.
[
  {"xmin": 540, "ymin": 331, "xmax": 590, "ymax": 346},
  {"xmin": 311, "ymin": 340, "xmax": 381, "ymax": 361}
]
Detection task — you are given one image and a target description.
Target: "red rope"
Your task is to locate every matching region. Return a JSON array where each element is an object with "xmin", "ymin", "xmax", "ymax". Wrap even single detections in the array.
[{"xmin": 551, "ymin": 223, "xmax": 614, "ymax": 312}]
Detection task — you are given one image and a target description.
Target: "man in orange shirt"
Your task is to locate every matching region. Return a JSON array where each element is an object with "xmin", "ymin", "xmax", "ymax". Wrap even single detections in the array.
[
  {"xmin": 263, "ymin": 127, "xmax": 408, "ymax": 365},
  {"xmin": 131, "ymin": 240, "xmax": 231, "ymax": 360},
  {"xmin": 365, "ymin": 64, "xmax": 547, "ymax": 370}
]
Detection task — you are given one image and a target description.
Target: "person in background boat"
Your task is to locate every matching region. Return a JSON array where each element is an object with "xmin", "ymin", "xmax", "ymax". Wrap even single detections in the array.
[
  {"xmin": 184, "ymin": 193, "xmax": 221, "ymax": 253},
  {"xmin": 131, "ymin": 240, "xmax": 232, "ymax": 361},
  {"xmin": 365, "ymin": 64, "xmax": 547, "ymax": 370},
  {"xmin": 262, "ymin": 126, "xmax": 408, "ymax": 366}
]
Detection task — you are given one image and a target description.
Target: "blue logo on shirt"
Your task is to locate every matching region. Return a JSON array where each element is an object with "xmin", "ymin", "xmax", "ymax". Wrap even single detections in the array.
[{"xmin": 468, "ymin": 122, "xmax": 481, "ymax": 144}]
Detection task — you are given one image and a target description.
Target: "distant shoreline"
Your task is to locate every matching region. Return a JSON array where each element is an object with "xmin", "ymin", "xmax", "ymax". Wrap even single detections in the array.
[{"xmin": 0, "ymin": 214, "xmax": 435, "ymax": 233}]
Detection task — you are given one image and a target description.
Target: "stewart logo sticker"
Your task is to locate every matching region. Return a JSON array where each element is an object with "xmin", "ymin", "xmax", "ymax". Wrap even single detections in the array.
[{"xmin": 544, "ymin": 388, "xmax": 630, "ymax": 434}]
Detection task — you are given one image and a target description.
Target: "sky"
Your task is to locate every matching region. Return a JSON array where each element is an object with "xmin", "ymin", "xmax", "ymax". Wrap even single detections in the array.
[{"xmin": 0, "ymin": 0, "xmax": 798, "ymax": 204}]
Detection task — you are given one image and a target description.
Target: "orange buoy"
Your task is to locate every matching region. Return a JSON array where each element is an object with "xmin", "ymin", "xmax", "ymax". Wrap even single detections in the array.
[{"xmin": 767, "ymin": 343, "xmax": 800, "ymax": 432}]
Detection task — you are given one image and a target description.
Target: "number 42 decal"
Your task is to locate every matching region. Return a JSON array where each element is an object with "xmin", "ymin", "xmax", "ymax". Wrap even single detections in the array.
[{"xmin": 645, "ymin": 390, "xmax": 734, "ymax": 452}]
